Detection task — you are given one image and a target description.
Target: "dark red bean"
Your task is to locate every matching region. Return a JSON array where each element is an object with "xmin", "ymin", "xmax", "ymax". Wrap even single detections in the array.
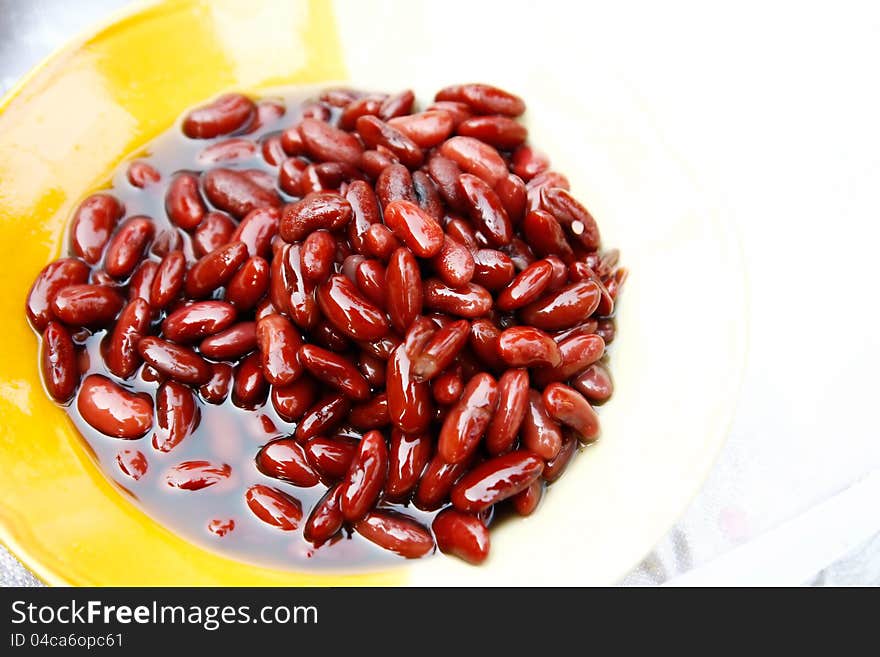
[
  {"xmin": 192, "ymin": 211, "xmax": 235, "ymax": 258},
  {"xmin": 379, "ymin": 89, "xmax": 414, "ymax": 120},
  {"xmin": 339, "ymin": 430, "xmax": 388, "ymax": 522},
  {"xmin": 200, "ymin": 362, "xmax": 232, "ymax": 404},
  {"xmin": 303, "ymin": 435, "xmax": 358, "ymax": 480},
  {"xmin": 436, "ymin": 83, "xmax": 526, "ymax": 117},
  {"xmin": 540, "ymin": 187, "xmax": 601, "ymax": 250},
  {"xmin": 494, "ymin": 173, "xmax": 528, "ymax": 225},
  {"xmin": 104, "ymin": 216, "xmax": 154, "ymax": 278},
  {"xmin": 359, "ymin": 149, "xmax": 396, "ymax": 180},
  {"xmin": 116, "ymin": 449, "xmax": 148, "ymax": 480},
  {"xmin": 512, "ymin": 479, "xmax": 543, "ymax": 516},
  {"xmin": 354, "ymin": 511, "xmax": 434, "ymax": 558},
  {"xmin": 414, "ymin": 454, "xmax": 470, "ymax": 511},
  {"xmin": 349, "ymin": 393, "xmax": 390, "ymax": 429},
  {"xmin": 431, "ymin": 236, "xmax": 475, "ymax": 288},
  {"xmin": 282, "ymin": 244, "xmax": 319, "ymax": 330},
  {"xmin": 150, "ymin": 228, "xmax": 183, "ymax": 259},
  {"xmin": 386, "ymin": 343, "xmax": 432, "ymax": 435},
  {"xmin": 128, "ymin": 260, "xmax": 158, "ymax": 304},
  {"xmin": 457, "ymin": 115, "xmax": 527, "ymax": 149},
  {"xmin": 312, "ymin": 320, "xmax": 351, "ymax": 353},
  {"xmin": 232, "ymin": 351, "xmax": 268, "ymax": 408},
  {"xmin": 521, "ymin": 389, "xmax": 563, "ymax": 460},
  {"xmin": 358, "ymin": 352, "xmax": 386, "ymax": 387},
  {"xmin": 388, "ymin": 110, "xmax": 454, "ymax": 148},
  {"xmin": 271, "ymin": 377, "xmax": 317, "ymax": 422},
  {"xmin": 138, "ymin": 336, "xmax": 212, "ymax": 385},
  {"xmin": 299, "ymin": 344, "xmax": 370, "ymax": 401},
  {"xmin": 317, "ymin": 275, "xmax": 389, "ymax": 341},
  {"xmin": 255, "ymin": 314, "xmax": 303, "ymax": 386},
  {"xmin": 278, "ymin": 155, "xmax": 309, "ymax": 196},
  {"xmin": 363, "ymin": 223, "xmax": 400, "ymax": 260},
  {"xmin": 355, "ymin": 259, "xmax": 387, "ymax": 309},
  {"xmin": 182, "ymin": 93, "xmax": 255, "ymax": 138},
  {"xmin": 432, "ymin": 509, "xmax": 490, "ymax": 564},
  {"xmin": 199, "ymin": 322, "xmax": 256, "ymax": 359},
  {"xmin": 440, "ymin": 137, "xmax": 507, "ymax": 187},
  {"xmin": 411, "ymin": 171, "xmax": 444, "ymax": 222},
  {"xmin": 485, "ymin": 368, "xmax": 530, "ymax": 455},
  {"xmin": 424, "ymin": 279, "xmax": 492, "ymax": 318},
  {"xmin": 150, "ymin": 251, "xmax": 186, "ymax": 309},
  {"xmin": 346, "ymin": 180, "xmax": 381, "ymax": 253},
  {"xmin": 426, "ymin": 100, "xmax": 473, "ymax": 126},
  {"xmin": 70, "ymin": 193, "xmax": 124, "ymax": 264},
  {"xmin": 445, "ymin": 217, "xmax": 478, "ymax": 250},
  {"xmin": 196, "ymin": 138, "xmax": 257, "ymax": 165},
  {"xmin": 162, "ymin": 301, "xmax": 237, "ymax": 342},
  {"xmin": 261, "ymin": 134, "xmax": 287, "ymax": 167},
  {"xmin": 572, "ymin": 362, "xmax": 614, "ymax": 403},
  {"xmin": 105, "ymin": 298, "xmax": 151, "ymax": 379},
  {"xmin": 298, "ymin": 117, "xmax": 364, "ymax": 166},
  {"xmin": 165, "ymin": 173, "xmax": 206, "ymax": 230},
  {"xmin": 542, "ymin": 383, "xmax": 600, "ymax": 442},
  {"xmin": 279, "ymin": 191, "xmax": 352, "ymax": 242},
  {"xmin": 438, "ymin": 373, "xmax": 498, "ymax": 463},
  {"xmin": 522, "ymin": 209, "xmax": 573, "ymax": 261},
  {"xmin": 375, "ymin": 163, "xmax": 417, "ymax": 210},
  {"xmin": 153, "ymin": 380, "xmax": 200, "ymax": 452},
  {"xmin": 294, "ymin": 393, "xmax": 350, "ymax": 442},
  {"xmin": 26, "ymin": 258, "xmax": 91, "ymax": 331},
  {"xmin": 184, "ymin": 241, "xmax": 248, "ymax": 298},
  {"xmin": 385, "ymin": 247, "xmax": 422, "ymax": 334},
  {"xmin": 497, "ymin": 326, "xmax": 562, "ymax": 368},
  {"xmin": 458, "ymin": 174, "xmax": 512, "ymax": 247},
  {"xmin": 451, "ymin": 450, "xmax": 544, "ymax": 513},
  {"xmin": 77, "ymin": 374, "xmax": 153, "ymax": 439},
  {"xmin": 411, "ymin": 319, "xmax": 469, "ymax": 381},
  {"xmin": 300, "ymin": 230, "xmax": 336, "ymax": 282},
  {"xmin": 356, "ymin": 115, "xmax": 423, "ymax": 169},
  {"xmin": 203, "ymin": 168, "xmax": 280, "ymax": 219},
  {"xmin": 166, "ymin": 461, "xmax": 231, "ymax": 490},
  {"xmin": 51, "ymin": 284, "xmax": 124, "ymax": 327},
  {"xmin": 471, "ymin": 249, "xmax": 515, "ymax": 291},
  {"xmin": 468, "ymin": 318, "xmax": 506, "ymax": 371},
  {"xmin": 127, "ymin": 161, "xmax": 161, "ymax": 188},
  {"xmin": 339, "ymin": 96, "xmax": 383, "ymax": 130},
  {"xmin": 225, "ymin": 255, "xmax": 269, "ymax": 310},
  {"xmin": 41, "ymin": 322, "xmax": 77, "ymax": 402},
  {"xmin": 245, "ymin": 484, "xmax": 302, "ymax": 530},
  {"xmin": 512, "ymin": 145, "xmax": 550, "ymax": 181},
  {"xmin": 426, "ymin": 153, "xmax": 468, "ymax": 212},
  {"xmin": 386, "ymin": 429, "xmax": 431, "ymax": 499},
  {"xmin": 543, "ymin": 433, "xmax": 577, "ymax": 483},
  {"xmin": 533, "ymin": 333, "xmax": 605, "ymax": 386},
  {"xmin": 304, "ymin": 485, "xmax": 344, "ymax": 544},
  {"xmin": 496, "ymin": 259, "xmax": 553, "ymax": 311},
  {"xmin": 519, "ymin": 280, "xmax": 601, "ymax": 330},
  {"xmin": 257, "ymin": 438, "xmax": 320, "ymax": 486},
  {"xmin": 432, "ymin": 367, "xmax": 463, "ymax": 405}
]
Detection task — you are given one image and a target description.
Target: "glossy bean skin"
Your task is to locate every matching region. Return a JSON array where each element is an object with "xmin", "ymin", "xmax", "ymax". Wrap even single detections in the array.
[
  {"xmin": 51, "ymin": 284, "xmax": 124, "ymax": 327},
  {"xmin": 301, "ymin": 230, "xmax": 336, "ymax": 282},
  {"xmin": 354, "ymin": 511, "xmax": 434, "ymax": 558},
  {"xmin": 162, "ymin": 301, "xmax": 237, "ymax": 342},
  {"xmin": 138, "ymin": 337, "xmax": 212, "ymax": 385},
  {"xmin": 284, "ymin": 243, "xmax": 320, "ymax": 330},
  {"xmin": 199, "ymin": 321, "xmax": 257, "ymax": 360},
  {"xmin": 379, "ymin": 89, "xmax": 415, "ymax": 120},
  {"xmin": 256, "ymin": 438, "xmax": 320, "ymax": 487},
  {"xmin": 540, "ymin": 187, "xmax": 601, "ymax": 250},
  {"xmin": 496, "ymin": 259, "xmax": 554, "ymax": 311},
  {"xmin": 375, "ymin": 164, "xmax": 416, "ymax": 210},
  {"xmin": 77, "ymin": 374, "xmax": 153, "ymax": 439},
  {"xmin": 436, "ymin": 83, "xmax": 526, "ymax": 117},
  {"xmin": 200, "ymin": 362, "xmax": 232, "ymax": 404},
  {"xmin": 346, "ymin": 180, "xmax": 381, "ymax": 253},
  {"xmin": 116, "ymin": 449, "xmax": 148, "ymax": 480},
  {"xmin": 533, "ymin": 333, "xmax": 605, "ymax": 386},
  {"xmin": 294, "ymin": 393, "xmax": 350, "ymax": 442},
  {"xmin": 521, "ymin": 389, "xmax": 564, "ymax": 460},
  {"xmin": 458, "ymin": 174, "xmax": 513, "ymax": 246},
  {"xmin": 572, "ymin": 362, "xmax": 614, "ymax": 403},
  {"xmin": 432, "ymin": 509, "xmax": 490, "ymax": 564},
  {"xmin": 225, "ymin": 255, "xmax": 270, "ymax": 310},
  {"xmin": 386, "ymin": 429, "xmax": 432, "ymax": 500},
  {"xmin": 469, "ymin": 318, "xmax": 506, "ymax": 371},
  {"xmin": 519, "ymin": 280, "xmax": 602, "ymax": 331},
  {"xmin": 304, "ymin": 485, "xmax": 344, "ymax": 544},
  {"xmin": 245, "ymin": 484, "xmax": 302, "ymax": 531},
  {"xmin": 522, "ymin": 209, "xmax": 574, "ymax": 261},
  {"xmin": 153, "ymin": 380, "xmax": 200, "ymax": 452},
  {"xmin": 495, "ymin": 173, "xmax": 528, "ymax": 225},
  {"xmin": 457, "ymin": 114, "xmax": 527, "ymax": 149},
  {"xmin": 512, "ymin": 479, "xmax": 544, "ymax": 516},
  {"xmin": 127, "ymin": 161, "xmax": 161, "ymax": 188},
  {"xmin": 232, "ymin": 352, "xmax": 268, "ymax": 409},
  {"xmin": 542, "ymin": 383, "xmax": 600, "ymax": 442},
  {"xmin": 41, "ymin": 322, "xmax": 77, "ymax": 402},
  {"xmin": 196, "ymin": 138, "xmax": 257, "ymax": 165},
  {"xmin": 438, "ymin": 372, "xmax": 498, "ymax": 463},
  {"xmin": 485, "ymin": 368, "xmax": 530, "ymax": 455},
  {"xmin": 497, "ymin": 326, "xmax": 562, "ymax": 368},
  {"xmin": 388, "ymin": 110, "xmax": 454, "ymax": 148},
  {"xmin": 451, "ymin": 451, "xmax": 544, "ymax": 513},
  {"xmin": 355, "ymin": 259, "xmax": 387, "ymax": 309},
  {"xmin": 431, "ymin": 236, "xmax": 475, "ymax": 288},
  {"xmin": 70, "ymin": 193, "xmax": 124, "ymax": 264},
  {"xmin": 383, "ymin": 200, "xmax": 445, "ymax": 258},
  {"xmin": 386, "ymin": 247, "xmax": 423, "ymax": 334},
  {"xmin": 26, "ymin": 258, "xmax": 91, "ymax": 331},
  {"xmin": 424, "ymin": 279, "xmax": 492, "ymax": 318},
  {"xmin": 165, "ymin": 173, "xmax": 206, "ymax": 230},
  {"xmin": 471, "ymin": 249, "xmax": 515, "ymax": 291},
  {"xmin": 184, "ymin": 241, "xmax": 248, "ymax": 298},
  {"xmin": 411, "ymin": 319, "xmax": 469, "ymax": 381},
  {"xmin": 339, "ymin": 430, "xmax": 388, "ymax": 522},
  {"xmin": 203, "ymin": 168, "xmax": 281, "ymax": 219},
  {"xmin": 355, "ymin": 116, "xmax": 424, "ymax": 169},
  {"xmin": 298, "ymin": 117, "xmax": 363, "ymax": 166},
  {"xmin": 386, "ymin": 343, "xmax": 432, "ymax": 435},
  {"xmin": 182, "ymin": 93, "xmax": 256, "ymax": 138},
  {"xmin": 363, "ymin": 224, "xmax": 401, "ymax": 260},
  {"xmin": 542, "ymin": 434, "xmax": 577, "ymax": 483},
  {"xmin": 414, "ymin": 454, "xmax": 471, "ymax": 511},
  {"xmin": 298, "ymin": 344, "xmax": 370, "ymax": 401},
  {"xmin": 316, "ymin": 275, "xmax": 389, "ymax": 341},
  {"xmin": 280, "ymin": 192, "xmax": 353, "ymax": 242},
  {"xmin": 349, "ymin": 393, "xmax": 390, "ymax": 429},
  {"xmin": 271, "ymin": 377, "xmax": 317, "ymax": 422},
  {"xmin": 432, "ymin": 368, "xmax": 463, "ymax": 405},
  {"xmin": 104, "ymin": 216, "xmax": 155, "ymax": 278},
  {"xmin": 426, "ymin": 153, "xmax": 468, "ymax": 212},
  {"xmin": 105, "ymin": 298, "xmax": 151, "ymax": 379},
  {"xmin": 256, "ymin": 314, "xmax": 303, "ymax": 386},
  {"xmin": 231, "ymin": 207, "xmax": 280, "ymax": 258},
  {"xmin": 150, "ymin": 251, "xmax": 186, "ymax": 309},
  {"xmin": 192, "ymin": 211, "xmax": 235, "ymax": 257},
  {"xmin": 303, "ymin": 435, "xmax": 358, "ymax": 480},
  {"xmin": 512, "ymin": 145, "xmax": 550, "ymax": 181},
  {"xmin": 439, "ymin": 136, "xmax": 507, "ymax": 187}
]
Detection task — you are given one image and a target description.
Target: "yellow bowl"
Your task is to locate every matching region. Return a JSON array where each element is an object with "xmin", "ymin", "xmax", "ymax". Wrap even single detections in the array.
[{"xmin": 0, "ymin": 0, "xmax": 747, "ymax": 585}]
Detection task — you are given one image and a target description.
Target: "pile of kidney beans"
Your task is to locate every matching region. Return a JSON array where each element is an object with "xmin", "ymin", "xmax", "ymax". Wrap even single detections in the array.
[{"xmin": 27, "ymin": 83, "xmax": 625, "ymax": 566}]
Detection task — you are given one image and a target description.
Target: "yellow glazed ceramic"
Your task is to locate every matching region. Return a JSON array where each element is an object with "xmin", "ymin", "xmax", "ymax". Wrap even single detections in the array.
[{"xmin": 0, "ymin": 0, "xmax": 747, "ymax": 585}]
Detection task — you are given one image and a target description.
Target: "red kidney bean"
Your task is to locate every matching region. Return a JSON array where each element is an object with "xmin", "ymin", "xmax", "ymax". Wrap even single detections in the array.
[
  {"xmin": 494, "ymin": 173, "xmax": 527, "ymax": 225},
  {"xmin": 200, "ymin": 362, "xmax": 232, "ymax": 404},
  {"xmin": 294, "ymin": 393, "xmax": 350, "ymax": 442},
  {"xmin": 345, "ymin": 180, "xmax": 381, "ymax": 253},
  {"xmin": 162, "ymin": 301, "xmax": 237, "ymax": 342},
  {"xmin": 440, "ymin": 136, "xmax": 507, "ymax": 187},
  {"xmin": 153, "ymin": 380, "xmax": 200, "ymax": 453},
  {"xmin": 316, "ymin": 275, "xmax": 389, "ymax": 340},
  {"xmin": 387, "ymin": 110, "xmax": 454, "ymax": 148},
  {"xmin": 278, "ymin": 156, "xmax": 309, "ymax": 196},
  {"xmin": 512, "ymin": 145, "xmax": 550, "ymax": 181},
  {"xmin": 349, "ymin": 393, "xmax": 390, "ymax": 429},
  {"xmin": 519, "ymin": 279, "xmax": 601, "ymax": 330},
  {"xmin": 451, "ymin": 450, "xmax": 544, "ymax": 513},
  {"xmin": 356, "ymin": 115, "xmax": 423, "ymax": 169},
  {"xmin": 70, "ymin": 193, "xmax": 124, "ymax": 264},
  {"xmin": 298, "ymin": 344, "xmax": 369, "ymax": 401},
  {"xmin": 469, "ymin": 318, "xmax": 506, "ymax": 371},
  {"xmin": 184, "ymin": 241, "xmax": 248, "ymax": 298},
  {"xmin": 424, "ymin": 279, "xmax": 492, "ymax": 318},
  {"xmin": 359, "ymin": 149, "xmax": 396, "ymax": 180},
  {"xmin": 182, "ymin": 93, "xmax": 255, "ymax": 138},
  {"xmin": 256, "ymin": 438, "xmax": 320, "ymax": 487},
  {"xmin": 301, "ymin": 101, "xmax": 332, "ymax": 121},
  {"xmin": 378, "ymin": 89, "xmax": 414, "ymax": 120},
  {"xmin": 438, "ymin": 372, "xmax": 498, "ymax": 463},
  {"xmin": 281, "ymin": 243, "xmax": 318, "ymax": 330},
  {"xmin": 411, "ymin": 171, "xmax": 442, "ymax": 221},
  {"xmin": 432, "ymin": 509, "xmax": 490, "ymax": 564},
  {"xmin": 544, "ymin": 255, "xmax": 569, "ymax": 289},
  {"xmin": 150, "ymin": 228, "xmax": 182, "ymax": 259},
  {"xmin": 595, "ymin": 317, "xmax": 616, "ymax": 345},
  {"xmin": 403, "ymin": 316, "xmax": 438, "ymax": 356},
  {"xmin": 166, "ymin": 461, "xmax": 231, "ymax": 490},
  {"xmin": 225, "ymin": 255, "xmax": 269, "ymax": 310},
  {"xmin": 300, "ymin": 230, "xmax": 336, "ymax": 282},
  {"xmin": 523, "ymin": 208, "xmax": 572, "ymax": 260},
  {"xmin": 261, "ymin": 134, "xmax": 287, "ymax": 167},
  {"xmin": 485, "ymin": 368, "xmax": 530, "ymax": 455},
  {"xmin": 527, "ymin": 170, "xmax": 571, "ymax": 205},
  {"xmin": 231, "ymin": 351, "xmax": 268, "ymax": 408},
  {"xmin": 521, "ymin": 389, "xmax": 563, "ymax": 460},
  {"xmin": 280, "ymin": 124, "xmax": 306, "ymax": 155},
  {"xmin": 386, "ymin": 343, "xmax": 432, "ymax": 435},
  {"xmin": 105, "ymin": 298, "xmax": 151, "ymax": 379},
  {"xmin": 543, "ymin": 433, "xmax": 577, "ymax": 483},
  {"xmin": 127, "ymin": 161, "xmax": 161, "ymax": 188},
  {"xmin": 104, "ymin": 216, "xmax": 154, "ymax": 278},
  {"xmin": 497, "ymin": 326, "xmax": 562, "ymax": 368},
  {"xmin": 444, "ymin": 217, "xmax": 478, "ymax": 250},
  {"xmin": 542, "ymin": 383, "xmax": 600, "ymax": 442},
  {"xmin": 304, "ymin": 485, "xmax": 344, "ymax": 544},
  {"xmin": 512, "ymin": 479, "xmax": 543, "ymax": 516},
  {"xmin": 363, "ymin": 223, "xmax": 400, "ymax": 260},
  {"xmin": 304, "ymin": 435, "xmax": 358, "ymax": 480},
  {"xmin": 358, "ymin": 352, "xmax": 386, "ymax": 388},
  {"xmin": 385, "ymin": 429, "xmax": 431, "ymax": 499},
  {"xmin": 312, "ymin": 320, "xmax": 351, "ymax": 353},
  {"xmin": 354, "ymin": 259, "xmax": 387, "ymax": 309},
  {"xmin": 383, "ymin": 247, "xmax": 421, "ymax": 334},
  {"xmin": 203, "ymin": 168, "xmax": 280, "ymax": 219},
  {"xmin": 458, "ymin": 174, "xmax": 512, "ymax": 247},
  {"xmin": 279, "ymin": 191, "xmax": 352, "ymax": 241},
  {"xmin": 298, "ymin": 117, "xmax": 363, "ymax": 166},
  {"xmin": 426, "ymin": 153, "xmax": 468, "ymax": 212},
  {"xmin": 436, "ymin": 83, "xmax": 526, "ymax": 117},
  {"xmin": 165, "ymin": 173, "xmax": 206, "ymax": 230},
  {"xmin": 496, "ymin": 259, "xmax": 553, "ymax": 312},
  {"xmin": 339, "ymin": 430, "xmax": 388, "ymax": 522},
  {"xmin": 357, "ymin": 334, "xmax": 401, "ymax": 361},
  {"xmin": 572, "ymin": 362, "xmax": 614, "ymax": 403},
  {"xmin": 192, "ymin": 211, "xmax": 235, "ymax": 258},
  {"xmin": 89, "ymin": 269, "xmax": 119, "ymax": 287},
  {"xmin": 414, "ymin": 454, "xmax": 471, "ymax": 510},
  {"xmin": 426, "ymin": 100, "xmax": 473, "ymax": 126},
  {"xmin": 540, "ymin": 187, "xmax": 601, "ymax": 250},
  {"xmin": 200, "ymin": 322, "xmax": 256, "ymax": 359},
  {"xmin": 197, "ymin": 138, "xmax": 257, "ymax": 165},
  {"xmin": 432, "ymin": 367, "xmax": 463, "ymax": 405},
  {"xmin": 375, "ymin": 164, "xmax": 417, "ymax": 210},
  {"xmin": 26, "ymin": 258, "xmax": 91, "ymax": 330},
  {"xmin": 41, "ymin": 322, "xmax": 77, "ymax": 402},
  {"xmin": 533, "ymin": 333, "xmax": 605, "ymax": 386},
  {"xmin": 255, "ymin": 314, "xmax": 302, "ymax": 386},
  {"xmin": 116, "ymin": 449, "xmax": 148, "ymax": 480},
  {"xmin": 128, "ymin": 262, "xmax": 159, "ymax": 305},
  {"xmin": 138, "ymin": 337, "xmax": 211, "ymax": 385},
  {"xmin": 251, "ymin": 98, "xmax": 285, "ymax": 129},
  {"xmin": 300, "ymin": 162, "xmax": 364, "ymax": 194},
  {"xmin": 411, "ymin": 319, "xmax": 469, "ymax": 381},
  {"xmin": 471, "ymin": 249, "xmax": 515, "ymax": 291},
  {"xmin": 355, "ymin": 511, "xmax": 434, "ymax": 558},
  {"xmin": 267, "ymin": 377, "xmax": 314, "ymax": 423},
  {"xmin": 149, "ymin": 251, "xmax": 185, "ymax": 309},
  {"xmin": 339, "ymin": 96, "xmax": 383, "ymax": 130},
  {"xmin": 430, "ymin": 236, "xmax": 475, "ymax": 288},
  {"xmin": 77, "ymin": 374, "xmax": 153, "ymax": 439},
  {"xmin": 457, "ymin": 115, "xmax": 527, "ymax": 149},
  {"xmin": 245, "ymin": 484, "xmax": 302, "ymax": 530},
  {"xmin": 51, "ymin": 284, "xmax": 124, "ymax": 327}
]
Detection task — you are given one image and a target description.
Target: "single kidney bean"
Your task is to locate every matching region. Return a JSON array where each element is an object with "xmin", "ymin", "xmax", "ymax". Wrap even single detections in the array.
[
  {"xmin": 520, "ymin": 389, "xmax": 563, "ymax": 460},
  {"xmin": 451, "ymin": 450, "xmax": 544, "ymax": 513},
  {"xmin": 200, "ymin": 322, "xmax": 256, "ymax": 359},
  {"xmin": 150, "ymin": 228, "xmax": 183, "ymax": 259},
  {"xmin": 572, "ymin": 362, "xmax": 614, "ymax": 403},
  {"xmin": 339, "ymin": 430, "xmax": 388, "ymax": 522},
  {"xmin": 445, "ymin": 217, "xmax": 479, "ymax": 250},
  {"xmin": 196, "ymin": 138, "xmax": 257, "ymax": 165},
  {"xmin": 432, "ymin": 509, "xmax": 490, "ymax": 565},
  {"xmin": 153, "ymin": 380, "xmax": 200, "ymax": 452},
  {"xmin": 533, "ymin": 333, "xmax": 605, "ymax": 386},
  {"xmin": 77, "ymin": 374, "xmax": 153, "ymax": 439},
  {"xmin": 388, "ymin": 110, "xmax": 454, "ymax": 148},
  {"xmin": 512, "ymin": 145, "xmax": 550, "ymax": 181},
  {"xmin": 440, "ymin": 136, "xmax": 507, "ymax": 187},
  {"xmin": 359, "ymin": 149, "xmax": 396, "ymax": 180},
  {"xmin": 166, "ymin": 461, "xmax": 231, "ymax": 490},
  {"xmin": 386, "ymin": 344, "xmax": 432, "ymax": 435},
  {"xmin": 150, "ymin": 251, "xmax": 186, "ymax": 309},
  {"xmin": 412, "ymin": 170, "xmax": 444, "ymax": 221},
  {"xmin": 358, "ymin": 352, "xmax": 386, "ymax": 387},
  {"xmin": 257, "ymin": 438, "xmax": 320, "ymax": 487},
  {"xmin": 105, "ymin": 298, "xmax": 151, "ymax": 379},
  {"xmin": 41, "ymin": 322, "xmax": 77, "ymax": 402},
  {"xmin": 279, "ymin": 191, "xmax": 352, "ymax": 242},
  {"xmin": 300, "ymin": 162, "xmax": 365, "ymax": 195},
  {"xmin": 165, "ymin": 173, "xmax": 206, "ymax": 230},
  {"xmin": 116, "ymin": 449, "xmax": 148, "ymax": 480},
  {"xmin": 138, "ymin": 337, "xmax": 212, "ymax": 385},
  {"xmin": 245, "ymin": 484, "xmax": 302, "ymax": 530},
  {"xmin": 26, "ymin": 258, "xmax": 91, "ymax": 330},
  {"xmin": 522, "ymin": 209, "xmax": 573, "ymax": 261},
  {"xmin": 386, "ymin": 429, "xmax": 431, "ymax": 500},
  {"xmin": 356, "ymin": 115, "xmax": 424, "ymax": 169},
  {"xmin": 294, "ymin": 393, "xmax": 350, "ymax": 442},
  {"xmin": 375, "ymin": 164, "xmax": 417, "ymax": 210},
  {"xmin": 403, "ymin": 316, "xmax": 438, "ymax": 357},
  {"xmin": 184, "ymin": 241, "xmax": 248, "ymax": 298},
  {"xmin": 345, "ymin": 180, "xmax": 381, "ymax": 253},
  {"xmin": 379, "ymin": 89, "xmax": 414, "ymax": 120},
  {"xmin": 469, "ymin": 318, "xmax": 506, "ymax": 371},
  {"xmin": 316, "ymin": 275, "xmax": 389, "ymax": 341},
  {"xmin": 89, "ymin": 269, "xmax": 119, "ymax": 288},
  {"xmin": 231, "ymin": 351, "xmax": 268, "ymax": 408},
  {"xmin": 437, "ymin": 83, "xmax": 526, "ymax": 117},
  {"xmin": 432, "ymin": 366, "xmax": 463, "ymax": 405},
  {"xmin": 355, "ymin": 259, "xmax": 387, "ymax": 309},
  {"xmin": 200, "ymin": 362, "xmax": 232, "ymax": 404},
  {"xmin": 304, "ymin": 485, "xmax": 344, "ymax": 544},
  {"xmin": 255, "ymin": 314, "xmax": 302, "ymax": 386},
  {"xmin": 298, "ymin": 117, "xmax": 364, "ymax": 166},
  {"xmin": 431, "ymin": 235, "xmax": 475, "ymax": 289},
  {"xmin": 279, "ymin": 244, "xmax": 316, "ymax": 330},
  {"xmin": 512, "ymin": 479, "xmax": 543, "ymax": 516},
  {"xmin": 162, "ymin": 301, "xmax": 237, "ymax": 342},
  {"xmin": 51, "ymin": 284, "xmax": 124, "ymax": 327},
  {"xmin": 128, "ymin": 261, "xmax": 158, "ymax": 303},
  {"xmin": 300, "ymin": 230, "xmax": 336, "ymax": 283},
  {"xmin": 497, "ymin": 326, "xmax": 562, "ymax": 368},
  {"xmin": 526, "ymin": 170, "xmax": 571, "ymax": 211},
  {"xmin": 339, "ymin": 96, "xmax": 383, "ymax": 130},
  {"xmin": 426, "ymin": 100, "xmax": 473, "ymax": 126},
  {"xmin": 203, "ymin": 168, "xmax": 280, "ymax": 219},
  {"xmin": 104, "ymin": 216, "xmax": 154, "ymax": 278},
  {"xmin": 485, "ymin": 368, "xmax": 530, "ymax": 455},
  {"xmin": 281, "ymin": 124, "xmax": 306, "ymax": 155},
  {"xmin": 414, "ymin": 454, "xmax": 470, "ymax": 510},
  {"xmin": 426, "ymin": 153, "xmax": 468, "ymax": 212},
  {"xmin": 542, "ymin": 383, "xmax": 600, "ymax": 442},
  {"xmin": 301, "ymin": 101, "xmax": 331, "ymax": 121},
  {"xmin": 278, "ymin": 155, "xmax": 309, "ymax": 195},
  {"xmin": 496, "ymin": 259, "xmax": 554, "ymax": 311},
  {"xmin": 252, "ymin": 98, "xmax": 285, "ymax": 129},
  {"xmin": 543, "ymin": 433, "xmax": 577, "ymax": 483},
  {"xmin": 182, "ymin": 93, "xmax": 255, "ymax": 138},
  {"xmin": 192, "ymin": 211, "xmax": 235, "ymax": 258},
  {"xmin": 494, "ymin": 173, "xmax": 528, "ymax": 225},
  {"xmin": 457, "ymin": 115, "xmax": 527, "ymax": 149},
  {"xmin": 458, "ymin": 174, "xmax": 513, "ymax": 247},
  {"xmin": 471, "ymin": 249, "xmax": 515, "ymax": 291},
  {"xmin": 438, "ymin": 372, "xmax": 498, "ymax": 463},
  {"xmin": 540, "ymin": 187, "xmax": 601, "ymax": 250},
  {"xmin": 363, "ymin": 224, "xmax": 401, "ymax": 260},
  {"xmin": 70, "ymin": 193, "xmax": 124, "ymax": 264},
  {"xmin": 519, "ymin": 279, "xmax": 601, "ymax": 330},
  {"xmin": 357, "ymin": 334, "xmax": 401, "ymax": 361},
  {"xmin": 411, "ymin": 319, "xmax": 469, "ymax": 381},
  {"xmin": 385, "ymin": 247, "xmax": 422, "ymax": 334},
  {"xmin": 225, "ymin": 255, "xmax": 269, "ymax": 310},
  {"xmin": 269, "ymin": 377, "xmax": 316, "ymax": 423},
  {"xmin": 595, "ymin": 317, "xmax": 615, "ymax": 344},
  {"xmin": 312, "ymin": 321, "xmax": 351, "ymax": 353},
  {"xmin": 261, "ymin": 134, "xmax": 287, "ymax": 167},
  {"xmin": 304, "ymin": 435, "xmax": 358, "ymax": 480},
  {"xmin": 127, "ymin": 161, "xmax": 160, "ymax": 188},
  {"xmin": 349, "ymin": 393, "xmax": 390, "ymax": 429},
  {"xmin": 355, "ymin": 511, "xmax": 434, "ymax": 558},
  {"xmin": 424, "ymin": 279, "xmax": 492, "ymax": 318},
  {"xmin": 544, "ymin": 255, "xmax": 570, "ymax": 290},
  {"xmin": 298, "ymin": 344, "xmax": 370, "ymax": 401}
]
